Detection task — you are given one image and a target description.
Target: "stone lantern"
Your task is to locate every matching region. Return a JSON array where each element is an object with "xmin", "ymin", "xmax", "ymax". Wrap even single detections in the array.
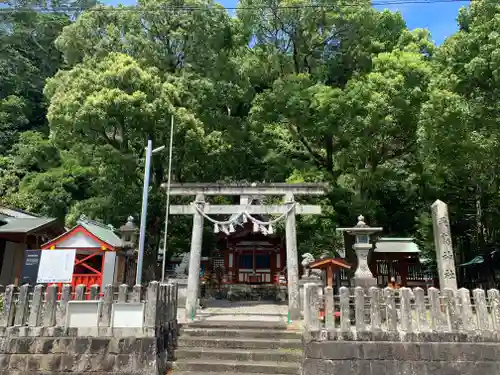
[
  {"xmin": 119, "ymin": 216, "xmax": 138, "ymax": 249},
  {"xmin": 337, "ymin": 215, "xmax": 383, "ymax": 288}
]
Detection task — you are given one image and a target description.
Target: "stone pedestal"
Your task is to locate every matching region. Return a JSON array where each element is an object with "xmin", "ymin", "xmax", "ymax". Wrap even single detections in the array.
[
  {"xmin": 299, "ymin": 277, "xmax": 323, "ymax": 313},
  {"xmin": 351, "ymin": 276, "xmax": 377, "ymax": 289},
  {"xmin": 352, "ymin": 244, "xmax": 377, "ymax": 289}
]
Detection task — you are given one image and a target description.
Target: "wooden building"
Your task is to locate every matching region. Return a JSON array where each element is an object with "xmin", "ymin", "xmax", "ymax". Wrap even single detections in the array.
[
  {"xmin": 41, "ymin": 215, "xmax": 138, "ymax": 291},
  {"xmin": 370, "ymin": 237, "xmax": 429, "ymax": 288},
  {"xmin": 218, "ymin": 224, "xmax": 285, "ymax": 285},
  {"xmin": 210, "ymin": 199, "xmax": 287, "ymax": 286},
  {"xmin": 0, "ymin": 206, "xmax": 64, "ymax": 285}
]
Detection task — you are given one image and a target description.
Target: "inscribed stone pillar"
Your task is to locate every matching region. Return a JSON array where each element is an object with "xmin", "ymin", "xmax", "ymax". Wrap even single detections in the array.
[
  {"xmin": 285, "ymin": 192, "xmax": 300, "ymax": 321},
  {"xmin": 431, "ymin": 200, "xmax": 458, "ymax": 290},
  {"xmin": 185, "ymin": 193, "xmax": 204, "ymax": 321}
]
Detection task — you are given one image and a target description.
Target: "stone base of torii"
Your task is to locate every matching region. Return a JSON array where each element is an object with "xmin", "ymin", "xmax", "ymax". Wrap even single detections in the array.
[{"xmin": 165, "ymin": 183, "xmax": 326, "ymax": 321}]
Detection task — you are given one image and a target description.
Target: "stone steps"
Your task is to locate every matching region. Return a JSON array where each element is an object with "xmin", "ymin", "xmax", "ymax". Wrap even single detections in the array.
[
  {"xmin": 180, "ymin": 327, "xmax": 301, "ymax": 340},
  {"xmin": 176, "ymin": 347, "xmax": 303, "ymax": 362},
  {"xmin": 186, "ymin": 320, "xmax": 289, "ymax": 330},
  {"xmin": 173, "ymin": 359, "xmax": 300, "ymax": 374},
  {"xmin": 177, "ymin": 336, "xmax": 303, "ymax": 350},
  {"xmin": 173, "ymin": 372, "xmax": 293, "ymax": 375},
  {"xmin": 174, "ymin": 320, "xmax": 303, "ymax": 374}
]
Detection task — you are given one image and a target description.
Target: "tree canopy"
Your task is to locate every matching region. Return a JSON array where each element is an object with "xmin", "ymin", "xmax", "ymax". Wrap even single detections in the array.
[{"xmin": 1, "ymin": 0, "xmax": 499, "ymax": 280}]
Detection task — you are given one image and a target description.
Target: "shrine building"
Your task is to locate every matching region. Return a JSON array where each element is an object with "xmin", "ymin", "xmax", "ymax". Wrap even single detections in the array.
[
  {"xmin": 0, "ymin": 206, "xmax": 65, "ymax": 285},
  {"xmin": 212, "ymin": 201, "xmax": 287, "ymax": 285},
  {"xmin": 41, "ymin": 215, "xmax": 138, "ymax": 291}
]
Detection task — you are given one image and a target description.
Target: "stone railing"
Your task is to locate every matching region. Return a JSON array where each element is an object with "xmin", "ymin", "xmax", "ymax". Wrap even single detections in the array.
[
  {"xmin": 303, "ymin": 284, "xmax": 500, "ymax": 341},
  {"xmin": 0, "ymin": 281, "xmax": 178, "ymax": 337}
]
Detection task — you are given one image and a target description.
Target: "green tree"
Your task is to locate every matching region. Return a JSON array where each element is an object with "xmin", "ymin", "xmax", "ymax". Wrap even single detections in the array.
[
  {"xmin": 418, "ymin": 0, "xmax": 500, "ymax": 268},
  {"xmin": 0, "ymin": 8, "xmax": 69, "ymax": 152}
]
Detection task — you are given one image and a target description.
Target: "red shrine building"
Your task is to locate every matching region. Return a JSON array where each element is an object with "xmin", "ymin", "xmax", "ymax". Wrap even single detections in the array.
[
  {"xmin": 204, "ymin": 202, "xmax": 288, "ymax": 286},
  {"xmin": 217, "ymin": 222, "xmax": 286, "ymax": 285},
  {"xmin": 41, "ymin": 215, "xmax": 138, "ymax": 291}
]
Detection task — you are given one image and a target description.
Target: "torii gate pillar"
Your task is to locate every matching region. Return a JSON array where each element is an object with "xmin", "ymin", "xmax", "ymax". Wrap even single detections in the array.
[
  {"xmin": 284, "ymin": 192, "xmax": 300, "ymax": 320},
  {"xmin": 165, "ymin": 183, "xmax": 327, "ymax": 322}
]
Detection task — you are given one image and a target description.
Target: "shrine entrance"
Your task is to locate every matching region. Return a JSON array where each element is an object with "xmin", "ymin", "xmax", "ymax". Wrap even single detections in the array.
[
  {"xmin": 167, "ymin": 183, "xmax": 326, "ymax": 321},
  {"xmin": 201, "ymin": 215, "xmax": 287, "ymax": 303}
]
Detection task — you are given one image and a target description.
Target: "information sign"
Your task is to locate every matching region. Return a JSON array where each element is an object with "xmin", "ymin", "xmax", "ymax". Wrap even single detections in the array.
[{"xmin": 37, "ymin": 249, "xmax": 76, "ymax": 283}]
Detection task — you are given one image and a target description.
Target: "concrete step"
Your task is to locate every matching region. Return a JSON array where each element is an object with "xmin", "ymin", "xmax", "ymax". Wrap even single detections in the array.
[
  {"xmin": 177, "ymin": 336, "xmax": 303, "ymax": 350},
  {"xmin": 172, "ymin": 373, "xmax": 294, "ymax": 375},
  {"xmin": 175, "ymin": 347, "xmax": 303, "ymax": 362},
  {"xmin": 185, "ymin": 320, "xmax": 289, "ymax": 330},
  {"xmin": 173, "ymin": 359, "xmax": 300, "ymax": 374},
  {"xmin": 180, "ymin": 327, "xmax": 302, "ymax": 340}
]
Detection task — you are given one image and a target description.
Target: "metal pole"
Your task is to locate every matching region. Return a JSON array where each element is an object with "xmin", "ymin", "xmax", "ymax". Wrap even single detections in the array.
[
  {"xmin": 161, "ymin": 116, "xmax": 175, "ymax": 282},
  {"xmin": 136, "ymin": 139, "xmax": 153, "ymax": 285}
]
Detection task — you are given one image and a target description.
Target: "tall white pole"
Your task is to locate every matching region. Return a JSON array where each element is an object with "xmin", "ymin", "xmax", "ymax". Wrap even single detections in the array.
[
  {"xmin": 161, "ymin": 116, "xmax": 175, "ymax": 282},
  {"xmin": 136, "ymin": 139, "xmax": 152, "ymax": 285}
]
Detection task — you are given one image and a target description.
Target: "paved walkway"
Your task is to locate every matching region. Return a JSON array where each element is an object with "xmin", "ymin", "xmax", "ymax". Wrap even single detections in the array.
[{"xmin": 177, "ymin": 300, "xmax": 290, "ymax": 324}]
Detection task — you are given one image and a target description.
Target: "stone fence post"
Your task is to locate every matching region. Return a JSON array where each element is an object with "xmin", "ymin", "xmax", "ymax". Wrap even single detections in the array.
[
  {"xmin": 0, "ymin": 280, "xmax": 181, "ymax": 332},
  {"xmin": 14, "ymin": 284, "xmax": 29, "ymax": 326},
  {"xmin": 303, "ymin": 283, "xmax": 320, "ymax": 331},
  {"xmin": 145, "ymin": 281, "xmax": 159, "ymax": 328},
  {"xmin": 324, "ymin": 286, "xmax": 334, "ymax": 329},
  {"xmin": 1, "ymin": 285, "xmax": 15, "ymax": 327},
  {"xmin": 43, "ymin": 285, "xmax": 58, "ymax": 327},
  {"xmin": 58, "ymin": 284, "xmax": 72, "ymax": 326},
  {"xmin": 29, "ymin": 285, "xmax": 43, "ymax": 327}
]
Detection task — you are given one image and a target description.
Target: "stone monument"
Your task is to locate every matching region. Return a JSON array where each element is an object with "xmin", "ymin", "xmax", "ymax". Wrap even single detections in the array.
[
  {"xmin": 431, "ymin": 200, "xmax": 458, "ymax": 290},
  {"xmin": 337, "ymin": 215, "xmax": 383, "ymax": 288}
]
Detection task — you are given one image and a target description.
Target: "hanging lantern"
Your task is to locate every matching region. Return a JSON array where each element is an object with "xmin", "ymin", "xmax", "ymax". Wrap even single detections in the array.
[
  {"xmin": 214, "ymin": 223, "xmax": 219, "ymax": 233},
  {"xmin": 268, "ymin": 224, "xmax": 274, "ymax": 234}
]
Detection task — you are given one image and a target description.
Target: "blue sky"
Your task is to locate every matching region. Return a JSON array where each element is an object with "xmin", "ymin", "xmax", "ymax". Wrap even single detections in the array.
[{"xmin": 104, "ymin": 0, "xmax": 469, "ymax": 45}]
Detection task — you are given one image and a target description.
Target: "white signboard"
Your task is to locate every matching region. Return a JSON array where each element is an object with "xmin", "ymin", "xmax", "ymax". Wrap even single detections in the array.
[
  {"xmin": 66, "ymin": 301, "xmax": 100, "ymax": 328},
  {"xmin": 37, "ymin": 249, "xmax": 76, "ymax": 283},
  {"xmin": 111, "ymin": 303, "xmax": 145, "ymax": 328}
]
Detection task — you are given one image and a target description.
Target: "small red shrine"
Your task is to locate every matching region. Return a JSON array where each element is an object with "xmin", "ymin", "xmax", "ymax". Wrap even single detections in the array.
[
  {"xmin": 308, "ymin": 257, "xmax": 351, "ymax": 288},
  {"xmin": 211, "ymin": 203, "xmax": 286, "ymax": 285},
  {"xmin": 41, "ymin": 215, "xmax": 138, "ymax": 291}
]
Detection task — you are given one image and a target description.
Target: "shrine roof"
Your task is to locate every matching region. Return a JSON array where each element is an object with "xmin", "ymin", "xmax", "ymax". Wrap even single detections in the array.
[
  {"xmin": 309, "ymin": 258, "xmax": 351, "ymax": 269},
  {"xmin": 0, "ymin": 205, "xmax": 41, "ymax": 219},
  {"xmin": 78, "ymin": 219, "xmax": 123, "ymax": 248},
  {"xmin": 0, "ymin": 217, "xmax": 59, "ymax": 234},
  {"xmin": 42, "ymin": 216, "xmax": 123, "ymax": 249},
  {"xmin": 374, "ymin": 237, "xmax": 420, "ymax": 253},
  {"xmin": 459, "ymin": 255, "xmax": 484, "ymax": 267}
]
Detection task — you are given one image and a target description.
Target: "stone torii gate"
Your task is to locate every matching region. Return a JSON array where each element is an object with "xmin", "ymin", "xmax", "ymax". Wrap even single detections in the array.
[{"xmin": 167, "ymin": 183, "xmax": 326, "ymax": 321}]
